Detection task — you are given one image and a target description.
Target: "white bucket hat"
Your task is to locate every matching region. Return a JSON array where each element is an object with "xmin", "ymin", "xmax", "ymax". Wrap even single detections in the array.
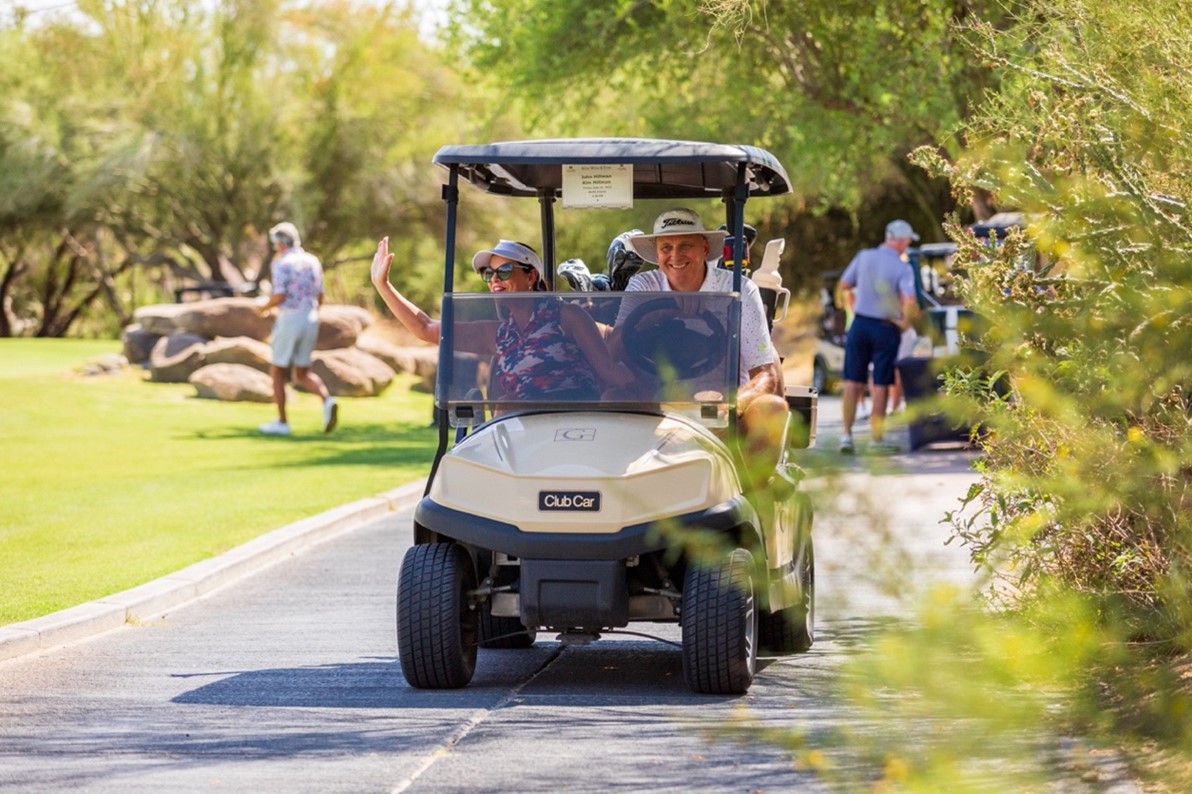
[{"xmin": 625, "ymin": 208, "xmax": 728, "ymax": 264}]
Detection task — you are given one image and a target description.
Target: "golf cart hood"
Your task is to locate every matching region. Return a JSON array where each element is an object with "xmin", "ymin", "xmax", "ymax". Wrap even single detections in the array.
[{"xmin": 427, "ymin": 411, "xmax": 741, "ymax": 534}]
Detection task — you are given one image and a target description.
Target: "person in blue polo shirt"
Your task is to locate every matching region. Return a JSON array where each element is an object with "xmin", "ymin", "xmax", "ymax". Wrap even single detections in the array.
[{"xmin": 837, "ymin": 219, "xmax": 921, "ymax": 454}]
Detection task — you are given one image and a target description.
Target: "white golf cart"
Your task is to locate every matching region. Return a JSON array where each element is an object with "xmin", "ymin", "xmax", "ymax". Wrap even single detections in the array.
[{"xmin": 397, "ymin": 138, "xmax": 817, "ymax": 695}]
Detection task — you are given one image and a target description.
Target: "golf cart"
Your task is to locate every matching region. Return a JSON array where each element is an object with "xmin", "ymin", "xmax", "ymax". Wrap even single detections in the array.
[
  {"xmin": 898, "ymin": 216, "xmax": 1020, "ymax": 449},
  {"xmin": 397, "ymin": 138, "xmax": 817, "ymax": 696},
  {"xmin": 812, "ymin": 269, "xmax": 847, "ymax": 394}
]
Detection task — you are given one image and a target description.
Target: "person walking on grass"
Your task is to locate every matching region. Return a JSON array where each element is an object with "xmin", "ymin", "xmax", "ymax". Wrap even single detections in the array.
[
  {"xmin": 837, "ymin": 219, "xmax": 920, "ymax": 454},
  {"xmin": 257, "ymin": 221, "xmax": 338, "ymax": 436}
]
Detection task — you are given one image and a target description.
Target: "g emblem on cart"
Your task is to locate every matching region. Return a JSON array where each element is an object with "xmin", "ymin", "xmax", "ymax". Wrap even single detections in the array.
[{"xmin": 539, "ymin": 491, "xmax": 601, "ymax": 511}]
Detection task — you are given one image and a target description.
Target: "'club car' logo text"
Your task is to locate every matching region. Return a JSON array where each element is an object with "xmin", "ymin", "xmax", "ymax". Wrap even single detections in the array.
[{"xmin": 538, "ymin": 491, "xmax": 601, "ymax": 512}]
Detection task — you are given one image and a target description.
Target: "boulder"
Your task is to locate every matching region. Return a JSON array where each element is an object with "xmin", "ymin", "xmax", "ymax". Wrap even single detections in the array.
[
  {"xmin": 177, "ymin": 297, "xmax": 273, "ymax": 340},
  {"xmin": 148, "ymin": 333, "xmax": 208, "ymax": 383},
  {"xmin": 133, "ymin": 302, "xmax": 192, "ymax": 336},
  {"xmin": 133, "ymin": 298, "xmax": 370, "ymax": 348},
  {"xmin": 312, "ymin": 347, "xmax": 396, "ymax": 397},
  {"xmin": 316, "ymin": 305, "xmax": 373, "ymax": 350},
  {"xmin": 135, "ymin": 297, "xmax": 272, "ymax": 340},
  {"xmin": 79, "ymin": 353, "xmax": 128, "ymax": 376},
  {"xmin": 120, "ymin": 323, "xmax": 160, "ymax": 365},
  {"xmin": 203, "ymin": 336, "xmax": 272, "ymax": 374},
  {"xmin": 189, "ymin": 363, "xmax": 275, "ymax": 403}
]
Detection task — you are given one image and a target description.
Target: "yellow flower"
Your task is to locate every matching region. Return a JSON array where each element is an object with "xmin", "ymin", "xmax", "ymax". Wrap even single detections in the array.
[{"xmin": 883, "ymin": 755, "xmax": 911, "ymax": 782}]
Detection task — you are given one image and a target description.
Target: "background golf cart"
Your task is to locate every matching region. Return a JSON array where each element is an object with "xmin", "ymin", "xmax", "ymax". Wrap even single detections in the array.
[
  {"xmin": 400, "ymin": 138, "xmax": 819, "ymax": 696},
  {"xmin": 811, "ymin": 269, "xmax": 846, "ymax": 394},
  {"xmin": 897, "ymin": 213, "xmax": 1022, "ymax": 450}
]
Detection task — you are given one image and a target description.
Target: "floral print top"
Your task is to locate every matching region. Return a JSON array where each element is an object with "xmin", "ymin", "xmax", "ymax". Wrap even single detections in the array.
[
  {"xmin": 272, "ymin": 248, "xmax": 324, "ymax": 312},
  {"xmin": 492, "ymin": 299, "xmax": 600, "ymax": 400}
]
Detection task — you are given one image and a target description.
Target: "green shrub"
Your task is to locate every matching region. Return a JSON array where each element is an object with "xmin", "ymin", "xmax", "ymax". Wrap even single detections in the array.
[{"xmin": 922, "ymin": 0, "xmax": 1192, "ymax": 641}]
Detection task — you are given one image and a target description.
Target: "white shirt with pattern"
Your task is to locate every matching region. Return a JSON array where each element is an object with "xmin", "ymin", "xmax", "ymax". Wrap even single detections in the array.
[{"xmin": 271, "ymin": 247, "xmax": 324, "ymax": 313}]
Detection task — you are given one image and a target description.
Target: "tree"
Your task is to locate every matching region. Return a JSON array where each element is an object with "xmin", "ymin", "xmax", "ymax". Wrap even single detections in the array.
[
  {"xmin": 444, "ymin": 0, "xmax": 1011, "ymax": 280},
  {"xmin": 0, "ymin": 0, "xmax": 522, "ymax": 335},
  {"xmin": 926, "ymin": 0, "xmax": 1192, "ymax": 644},
  {"xmin": 0, "ymin": 13, "xmax": 157, "ymax": 336}
]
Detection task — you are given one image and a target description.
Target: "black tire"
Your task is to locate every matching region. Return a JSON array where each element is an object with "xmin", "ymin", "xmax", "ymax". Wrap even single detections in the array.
[
  {"xmin": 812, "ymin": 357, "xmax": 829, "ymax": 394},
  {"xmin": 759, "ymin": 493, "xmax": 815, "ymax": 654},
  {"xmin": 396, "ymin": 543, "xmax": 478, "ymax": 689},
  {"xmin": 479, "ymin": 610, "xmax": 537, "ymax": 649},
  {"xmin": 681, "ymin": 548, "xmax": 758, "ymax": 695}
]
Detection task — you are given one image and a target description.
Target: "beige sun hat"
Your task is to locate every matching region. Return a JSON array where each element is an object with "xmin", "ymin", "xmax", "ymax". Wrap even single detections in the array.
[{"xmin": 624, "ymin": 208, "xmax": 728, "ymax": 264}]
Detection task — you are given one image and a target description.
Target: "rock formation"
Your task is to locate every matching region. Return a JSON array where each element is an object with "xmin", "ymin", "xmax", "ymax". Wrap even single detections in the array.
[{"xmin": 122, "ymin": 297, "xmax": 435, "ymax": 401}]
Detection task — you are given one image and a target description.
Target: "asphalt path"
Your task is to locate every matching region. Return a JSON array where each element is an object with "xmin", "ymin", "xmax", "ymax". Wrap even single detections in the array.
[{"xmin": 0, "ymin": 398, "xmax": 1135, "ymax": 792}]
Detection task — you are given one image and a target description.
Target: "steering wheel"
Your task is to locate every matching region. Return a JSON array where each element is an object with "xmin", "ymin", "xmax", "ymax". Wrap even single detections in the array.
[{"xmin": 619, "ymin": 297, "xmax": 727, "ymax": 380}]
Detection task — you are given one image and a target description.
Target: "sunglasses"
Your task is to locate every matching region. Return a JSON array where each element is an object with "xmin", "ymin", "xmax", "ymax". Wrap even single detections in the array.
[{"xmin": 479, "ymin": 262, "xmax": 534, "ymax": 282}]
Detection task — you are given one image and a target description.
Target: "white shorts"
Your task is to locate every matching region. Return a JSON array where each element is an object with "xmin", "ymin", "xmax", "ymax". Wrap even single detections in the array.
[{"xmin": 271, "ymin": 308, "xmax": 319, "ymax": 367}]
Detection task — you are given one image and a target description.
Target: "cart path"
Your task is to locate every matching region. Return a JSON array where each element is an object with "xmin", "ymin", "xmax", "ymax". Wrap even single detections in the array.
[{"xmin": 0, "ymin": 396, "xmax": 1138, "ymax": 791}]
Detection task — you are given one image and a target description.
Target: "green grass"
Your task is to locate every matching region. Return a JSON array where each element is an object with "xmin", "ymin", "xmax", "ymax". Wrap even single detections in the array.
[{"xmin": 0, "ymin": 339, "xmax": 437, "ymax": 625}]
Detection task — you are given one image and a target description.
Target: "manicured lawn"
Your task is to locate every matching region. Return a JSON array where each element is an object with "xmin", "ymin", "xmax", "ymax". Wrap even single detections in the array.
[{"xmin": 0, "ymin": 339, "xmax": 437, "ymax": 625}]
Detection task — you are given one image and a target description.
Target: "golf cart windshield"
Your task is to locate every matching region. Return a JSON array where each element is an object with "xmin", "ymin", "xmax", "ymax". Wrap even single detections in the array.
[
  {"xmin": 438, "ymin": 291, "xmax": 740, "ymax": 428},
  {"xmin": 429, "ymin": 138, "xmax": 791, "ymax": 438}
]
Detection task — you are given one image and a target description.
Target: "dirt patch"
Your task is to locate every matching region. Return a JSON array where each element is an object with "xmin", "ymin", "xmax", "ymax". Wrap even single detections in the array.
[{"xmin": 775, "ymin": 296, "xmax": 819, "ymax": 388}]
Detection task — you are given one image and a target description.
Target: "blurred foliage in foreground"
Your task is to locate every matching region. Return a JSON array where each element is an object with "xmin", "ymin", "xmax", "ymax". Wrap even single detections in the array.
[
  {"xmin": 935, "ymin": 0, "xmax": 1191, "ymax": 651},
  {"xmin": 890, "ymin": 0, "xmax": 1192, "ymax": 784},
  {"xmin": 718, "ymin": 0, "xmax": 1191, "ymax": 788}
]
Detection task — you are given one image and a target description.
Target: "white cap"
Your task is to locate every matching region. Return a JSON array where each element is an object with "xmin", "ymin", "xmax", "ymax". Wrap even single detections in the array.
[
  {"xmin": 268, "ymin": 222, "xmax": 301, "ymax": 247},
  {"xmin": 471, "ymin": 240, "xmax": 546, "ymax": 288}
]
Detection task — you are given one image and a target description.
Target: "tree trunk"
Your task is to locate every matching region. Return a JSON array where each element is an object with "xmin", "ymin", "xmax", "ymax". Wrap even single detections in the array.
[
  {"xmin": 970, "ymin": 187, "xmax": 997, "ymax": 222},
  {"xmin": 0, "ymin": 259, "xmax": 27, "ymax": 337}
]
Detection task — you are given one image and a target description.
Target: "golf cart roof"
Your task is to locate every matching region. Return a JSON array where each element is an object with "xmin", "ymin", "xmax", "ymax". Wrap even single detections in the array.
[
  {"xmin": 433, "ymin": 138, "xmax": 791, "ymax": 199},
  {"xmin": 917, "ymin": 242, "xmax": 958, "ymax": 257}
]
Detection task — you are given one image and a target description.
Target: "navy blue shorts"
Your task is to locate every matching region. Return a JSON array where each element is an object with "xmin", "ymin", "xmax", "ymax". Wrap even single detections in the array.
[{"xmin": 843, "ymin": 315, "xmax": 901, "ymax": 386}]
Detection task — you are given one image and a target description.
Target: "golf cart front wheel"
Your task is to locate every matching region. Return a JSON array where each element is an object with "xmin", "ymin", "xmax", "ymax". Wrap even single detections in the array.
[
  {"xmin": 757, "ymin": 541, "xmax": 814, "ymax": 653},
  {"xmin": 397, "ymin": 543, "xmax": 479, "ymax": 689},
  {"xmin": 681, "ymin": 547, "xmax": 758, "ymax": 695},
  {"xmin": 759, "ymin": 493, "xmax": 815, "ymax": 654}
]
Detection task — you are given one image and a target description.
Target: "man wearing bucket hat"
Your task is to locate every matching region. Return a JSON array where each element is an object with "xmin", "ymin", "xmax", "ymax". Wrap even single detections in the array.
[
  {"xmin": 615, "ymin": 208, "xmax": 789, "ymax": 476},
  {"xmin": 836, "ymin": 219, "xmax": 921, "ymax": 454},
  {"xmin": 257, "ymin": 221, "xmax": 338, "ymax": 436}
]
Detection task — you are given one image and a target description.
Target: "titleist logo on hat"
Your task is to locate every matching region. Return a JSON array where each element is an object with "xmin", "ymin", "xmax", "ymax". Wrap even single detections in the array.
[{"xmin": 654, "ymin": 208, "xmax": 704, "ymax": 233}]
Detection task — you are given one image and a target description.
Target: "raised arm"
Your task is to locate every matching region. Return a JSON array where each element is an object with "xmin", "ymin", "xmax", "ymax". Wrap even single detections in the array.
[{"xmin": 370, "ymin": 236, "xmax": 441, "ymax": 345}]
